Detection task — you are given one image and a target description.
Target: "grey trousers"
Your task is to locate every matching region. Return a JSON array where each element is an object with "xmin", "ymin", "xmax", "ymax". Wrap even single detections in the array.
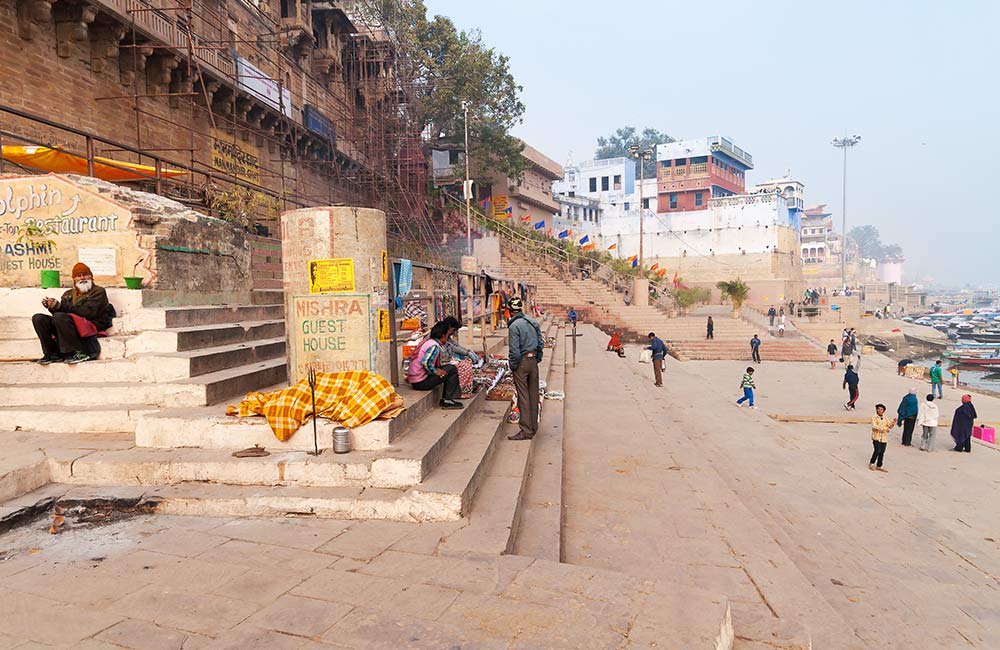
[
  {"xmin": 513, "ymin": 357, "xmax": 540, "ymax": 437},
  {"xmin": 919, "ymin": 425, "xmax": 936, "ymax": 451}
]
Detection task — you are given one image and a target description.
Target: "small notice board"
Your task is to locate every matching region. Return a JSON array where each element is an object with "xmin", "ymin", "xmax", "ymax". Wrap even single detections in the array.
[{"xmin": 308, "ymin": 258, "xmax": 356, "ymax": 294}]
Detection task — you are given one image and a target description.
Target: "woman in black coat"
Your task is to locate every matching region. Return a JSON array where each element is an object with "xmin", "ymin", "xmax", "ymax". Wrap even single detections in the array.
[{"xmin": 950, "ymin": 394, "xmax": 978, "ymax": 452}]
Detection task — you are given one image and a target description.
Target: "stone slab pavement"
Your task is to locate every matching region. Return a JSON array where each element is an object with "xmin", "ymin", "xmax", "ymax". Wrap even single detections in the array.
[{"xmin": 557, "ymin": 325, "xmax": 998, "ymax": 649}]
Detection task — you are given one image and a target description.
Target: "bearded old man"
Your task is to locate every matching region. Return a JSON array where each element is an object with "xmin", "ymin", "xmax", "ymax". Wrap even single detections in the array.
[{"xmin": 32, "ymin": 262, "xmax": 112, "ymax": 364}]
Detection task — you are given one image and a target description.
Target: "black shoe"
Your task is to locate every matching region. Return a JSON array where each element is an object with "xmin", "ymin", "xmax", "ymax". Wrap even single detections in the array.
[
  {"xmin": 65, "ymin": 351, "xmax": 92, "ymax": 365},
  {"xmin": 33, "ymin": 355, "xmax": 60, "ymax": 365},
  {"xmin": 507, "ymin": 432, "xmax": 533, "ymax": 441},
  {"xmin": 439, "ymin": 400, "xmax": 463, "ymax": 410}
]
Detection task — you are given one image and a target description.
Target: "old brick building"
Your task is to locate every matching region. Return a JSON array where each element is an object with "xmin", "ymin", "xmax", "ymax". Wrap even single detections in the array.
[{"xmin": 0, "ymin": 0, "xmax": 427, "ymax": 237}]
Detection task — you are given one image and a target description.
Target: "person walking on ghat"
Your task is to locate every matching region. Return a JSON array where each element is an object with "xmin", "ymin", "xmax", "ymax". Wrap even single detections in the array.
[
  {"xmin": 767, "ymin": 305, "xmax": 776, "ymax": 326},
  {"xmin": 706, "ymin": 316, "xmax": 714, "ymax": 340},
  {"xmin": 646, "ymin": 332, "xmax": 667, "ymax": 387},
  {"xmin": 869, "ymin": 404, "xmax": 896, "ymax": 472},
  {"xmin": 896, "ymin": 388, "xmax": 919, "ymax": 446},
  {"xmin": 506, "ymin": 297, "xmax": 543, "ymax": 441},
  {"xmin": 917, "ymin": 394, "xmax": 940, "ymax": 452},
  {"xmin": 843, "ymin": 364, "xmax": 860, "ymax": 410},
  {"xmin": 930, "ymin": 360, "xmax": 944, "ymax": 399},
  {"xmin": 827, "ymin": 340, "xmax": 839, "ymax": 370},
  {"xmin": 950, "ymin": 394, "xmax": 977, "ymax": 453},
  {"xmin": 736, "ymin": 367, "xmax": 758, "ymax": 409},
  {"xmin": 750, "ymin": 334, "xmax": 762, "ymax": 364}
]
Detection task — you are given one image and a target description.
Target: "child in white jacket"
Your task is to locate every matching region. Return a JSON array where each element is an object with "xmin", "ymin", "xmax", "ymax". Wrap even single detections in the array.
[{"xmin": 917, "ymin": 394, "xmax": 940, "ymax": 451}]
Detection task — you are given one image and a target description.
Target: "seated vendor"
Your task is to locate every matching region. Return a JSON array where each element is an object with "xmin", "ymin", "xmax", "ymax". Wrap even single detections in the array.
[
  {"xmin": 32, "ymin": 263, "xmax": 112, "ymax": 365},
  {"xmin": 406, "ymin": 321, "xmax": 463, "ymax": 409},
  {"xmin": 441, "ymin": 316, "xmax": 479, "ymax": 363},
  {"xmin": 607, "ymin": 330, "xmax": 625, "ymax": 357}
]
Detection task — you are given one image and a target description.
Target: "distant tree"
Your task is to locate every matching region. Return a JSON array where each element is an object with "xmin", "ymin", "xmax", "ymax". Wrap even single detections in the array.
[
  {"xmin": 595, "ymin": 126, "xmax": 674, "ymax": 178},
  {"xmin": 847, "ymin": 225, "xmax": 903, "ymax": 261},
  {"xmin": 361, "ymin": 1, "xmax": 527, "ymax": 180}
]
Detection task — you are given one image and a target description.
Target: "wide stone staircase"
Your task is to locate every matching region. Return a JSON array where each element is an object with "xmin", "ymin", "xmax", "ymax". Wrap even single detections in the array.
[
  {"xmin": 0, "ymin": 289, "xmax": 289, "ymax": 433},
  {"xmin": 498, "ymin": 250, "xmax": 827, "ymax": 363},
  {"xmin": 0, "ymin": 283, "xmax": 567, "ymax": 528}
]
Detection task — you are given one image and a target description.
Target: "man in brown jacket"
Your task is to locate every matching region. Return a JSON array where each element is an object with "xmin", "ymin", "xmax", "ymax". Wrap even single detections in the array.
[{"xmin": 33, "ymin": 262, "xmax": 112, "ymax": 364}]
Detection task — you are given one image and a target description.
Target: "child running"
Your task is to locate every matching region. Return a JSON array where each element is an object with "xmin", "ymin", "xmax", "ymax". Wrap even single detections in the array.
[
  {"xmin": 869, "ymin": 403, "xmax": 896, "ymax": 472},
  {"xmin": 736, "ymin": 367, "xmax": 758, "ymax": 409}
]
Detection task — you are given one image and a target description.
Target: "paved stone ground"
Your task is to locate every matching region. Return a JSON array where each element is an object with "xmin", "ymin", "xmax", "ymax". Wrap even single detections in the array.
[
  {"xmin": 3, "ymin": 325, "xmax": 998, "ymax": 649},
  {"xmin": 561, "ymin": 327, "xmax": 998, "ymax": 649}
]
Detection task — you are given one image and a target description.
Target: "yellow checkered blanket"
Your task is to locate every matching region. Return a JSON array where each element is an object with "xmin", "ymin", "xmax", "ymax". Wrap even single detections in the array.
[{"xmin": 227, "ymin": 370, "xmax": 403, "ymax": 441}]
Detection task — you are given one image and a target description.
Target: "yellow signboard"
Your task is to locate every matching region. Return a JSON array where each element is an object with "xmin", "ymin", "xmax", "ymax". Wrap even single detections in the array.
[
  {"xmin": 308, "ymin": 258, "xmax": 355, "ymax": 294},
  {"xmin": 381, "ymin": 249, "xmax": 388, "ymax": 283},
  {"xmin": 377, "ymin": 309, "xmax": 390, "ymax": 341},
  {"xmin": 210, "ymin": 129, "xmax": 261, "ymax": 183},
  {"xmin": 493, "ymin": 195, "xmax": 509, "ymax": 220}
]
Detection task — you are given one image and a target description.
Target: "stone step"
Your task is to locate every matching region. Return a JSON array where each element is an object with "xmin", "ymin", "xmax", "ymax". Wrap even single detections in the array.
[
  {"xmin": 1, "ymin": 320, "xmax": 288, "ymax": 362},
  {"xmin": 178, "ymin": 357, "xmax": 289, "ymax": 405},
  {"xmin": 136, "ymin": 380, "xmax": 443, "ymax": 451},
  {"xmin": 69, "ymin": 385, "xmax": 493, "ymax": 490},
  {"xmin": 154, "ymin": 336, "xmax": 287, "ymax": 378},
  {"xmin": 135, "ymin": 303, "xmax": 285, "ymax": 329},
  {"xmin": 0, "ymin": 337, "xmax": 287, "ymax": 385},
  {"xmin": 0, "ymin": 381, "xmax": 207, "ymax": 409},
  {"xmin": 251, "ymin": 289, "xmax": 284, "ymax": 305},
  {"xmin": 0, "ymin": 404, "xmax": 157, "ymax": 433}
]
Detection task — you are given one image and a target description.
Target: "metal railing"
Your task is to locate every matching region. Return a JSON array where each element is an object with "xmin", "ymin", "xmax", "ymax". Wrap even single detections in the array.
[{"xmin": 444, "ymin": 193, "xmax": 676, "ymax": 312}]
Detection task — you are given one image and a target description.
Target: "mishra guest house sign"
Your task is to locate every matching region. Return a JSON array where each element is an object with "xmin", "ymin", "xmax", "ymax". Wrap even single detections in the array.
[
  {"xmin": 290, "ymin": 294, "xmax": 373, "ymax": 381},
  {"xmin": 0, "ymin": 175, "xmax": 139, "ymax": 287}
]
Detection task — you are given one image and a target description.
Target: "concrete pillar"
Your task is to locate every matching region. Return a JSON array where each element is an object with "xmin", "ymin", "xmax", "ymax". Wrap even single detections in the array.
[
  {"xmin": 280, "ymin": 207, "xmax": 390, "ymax": 384},
  {"xmin": 632, "ymin": 277, "xmax": 649, "ymax": 307}
]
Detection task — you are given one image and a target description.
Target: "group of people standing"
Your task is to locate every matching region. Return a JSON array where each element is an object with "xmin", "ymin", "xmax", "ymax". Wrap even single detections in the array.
[{"xmin": 872, "ymin": 391, "xmax": 980, "ymax": 471}]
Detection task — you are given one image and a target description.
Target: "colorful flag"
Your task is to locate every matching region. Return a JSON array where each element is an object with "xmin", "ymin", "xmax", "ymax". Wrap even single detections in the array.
[
  {"xmin": 582, "ymin": 243, "xmax": 596, "ymax": 251},
  {"xmin": 579, "ymin": 235, "xmax": 590, "ymax": 244},
  {"xmin": 481, "ymin": 196, "xmax": 492, "ymax": 210},
  {"xmin": 657, "ymin": 268, "xmax": 668, "ymax": 277},
  {"xmin": 558, "ymin": 230, "xmax": 570, "ymax": 239},
  {"xmin": 505, "ymin": 206, "xmax": 513, "ymax": 216},
  {"xmin": 534, "ymin": 221, "xmax": 545, "ymax": 230},
  {"xmin": 521, "ymin": 213, "xmax": 531, "ymax": 222},
  {"xmin": 607, "ymin": 243, "xmax": 617, "ymax": 250},
  {"xmin": 650, "ymin": 263, "xmax": 660, "ymax": 271},
  {"xmin": 672, "ymin": 271, "xmax": 680, "ymax": 287},
  {"xmin": 627, "ymin": 255, "xmax": 638, "ymax": 262},
  {"xmin": 632, "ymin": 259, "xmax": 638, "ymax": 268}
]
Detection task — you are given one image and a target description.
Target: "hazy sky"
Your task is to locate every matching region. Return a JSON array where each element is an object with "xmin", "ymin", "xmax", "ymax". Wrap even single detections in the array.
[{"xmin": 426, "ymin": 0, "xmax": 999, "ymax": 287}]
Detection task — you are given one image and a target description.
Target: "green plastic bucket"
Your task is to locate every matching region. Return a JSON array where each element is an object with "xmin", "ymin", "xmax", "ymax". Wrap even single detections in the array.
[
  {"xmin": 124, "ymin": 276, "xmax": 143, "ymax": 290},
  {"xmin": 40, "ymin": 270, "xmax": 60, "ymax": 289}
]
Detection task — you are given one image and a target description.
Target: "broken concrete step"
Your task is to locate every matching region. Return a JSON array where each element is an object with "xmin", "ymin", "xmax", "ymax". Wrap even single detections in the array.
[
  {"xmin": 126, "ymin": 303, "xmax": 285, "ymax": 330},
  {"xmin": 0, "ymin": 404, "xmax": 157, "ymax": 434}
]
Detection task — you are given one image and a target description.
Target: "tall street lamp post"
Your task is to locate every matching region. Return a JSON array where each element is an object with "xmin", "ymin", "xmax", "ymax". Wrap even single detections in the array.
[
  {"xmin": 831, "ymin": 135, "xmax": 861, "ymax": 290},
  {"xmin": 628, "ymin": 144, "xmax": 654, "ymax": 270}
]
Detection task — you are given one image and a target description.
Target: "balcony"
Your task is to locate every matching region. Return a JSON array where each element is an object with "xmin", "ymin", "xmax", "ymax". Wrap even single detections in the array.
[
  {"xmin": 509, "ymin": 181, "xmax": 559, "ymax": 212},
  {"xmin": 707, "ymin": 136, "xmax": 754, "ymax": 169},
  {"xmin": 690, "ymin": 163, "xmax": 708, "ymax": 174},
  {"xmin": 282, "ymin": 0, "xmax": 314, "ymax": 39},
  {"xmin": 89, "ymin": 0, "xmax": 234, "ymax": 78}
]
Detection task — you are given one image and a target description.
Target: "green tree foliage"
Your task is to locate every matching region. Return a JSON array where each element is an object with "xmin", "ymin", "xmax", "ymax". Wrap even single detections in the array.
[
  {"xmin": 362, "ymin": 1, "xmax": 527, "ymax": 180},
  {"xmin": 847, "ymin": 225, "xmax": 903, "ymax": 261},
  {"xmin": 716, "ymin": 279, "xmax": 750, "ymax": 312},
  {"xmin": 595, "ymin": 126, "xmax": 674, "ymax": 178},
  {"xmin": 673, "ymin": 285, "xmax": 710, "ymax": 311}
]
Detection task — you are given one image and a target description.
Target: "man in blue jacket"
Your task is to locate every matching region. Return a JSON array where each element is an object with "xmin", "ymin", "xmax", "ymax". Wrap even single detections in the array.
[
  {"xmin": 647, "ymin": 332, "xmax": 667, "ymax": 387},
  {"xmin": 508, "ymin": 297, "xmax": 544, "ymax": 441}
]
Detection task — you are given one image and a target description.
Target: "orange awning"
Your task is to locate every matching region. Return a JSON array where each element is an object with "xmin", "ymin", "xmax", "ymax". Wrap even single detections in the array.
[{"xmin": 2, "ymin": 145, "xmax": 187, "ymax": 182}]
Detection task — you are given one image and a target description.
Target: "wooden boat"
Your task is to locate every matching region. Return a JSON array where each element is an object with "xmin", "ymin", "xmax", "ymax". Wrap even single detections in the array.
[
  {"xmin": 902, "ymin": 333, "xmax": 948, "ymax": 350},
  {"xmin": 950, "ymin": 351, "xmax": 1000, "ymax": 365}
]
